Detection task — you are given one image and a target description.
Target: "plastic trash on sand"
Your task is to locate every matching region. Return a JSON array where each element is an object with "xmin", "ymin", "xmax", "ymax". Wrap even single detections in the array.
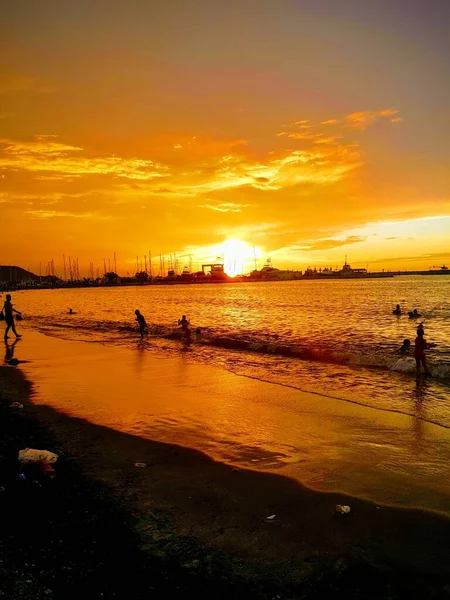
[
  {"xmin": 134, "ymin": 462, "xmax": 147, "ymax": 468},
  {"xmin": 10, "ymin": 402, "xmax": 23, "ymax": 409},
  {"xmin": 335, "ymin": 504, "xmax": 351, "ymax": 514},
  {"xmin": 18, "ymin": 449, "xmax": 58, "ymax": 464},
  {"xmin": 266, "ymin": 514, "xmax": 276, "ymax": 520}
]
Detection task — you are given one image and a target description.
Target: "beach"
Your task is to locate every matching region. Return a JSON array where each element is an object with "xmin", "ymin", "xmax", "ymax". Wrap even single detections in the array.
[{"xmin": 2, "ymin": 328, "xmax": 450, "ymax": 598}]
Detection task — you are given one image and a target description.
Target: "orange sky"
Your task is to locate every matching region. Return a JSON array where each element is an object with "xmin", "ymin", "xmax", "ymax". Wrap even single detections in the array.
[{"xmin": 1, "ymin": 0, "xmax": 449, "ymax": 276}]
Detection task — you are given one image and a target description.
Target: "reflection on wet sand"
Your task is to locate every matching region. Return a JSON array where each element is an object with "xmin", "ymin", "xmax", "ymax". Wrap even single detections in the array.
[{"xmin": 17, "ymin": 329, "xmax": 450, "ymax": 515}]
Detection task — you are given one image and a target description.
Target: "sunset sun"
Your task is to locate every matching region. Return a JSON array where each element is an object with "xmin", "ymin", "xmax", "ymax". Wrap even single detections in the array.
[{"xmin": 220, "ymin": 240, "xmax": 260, "ymax": 277}]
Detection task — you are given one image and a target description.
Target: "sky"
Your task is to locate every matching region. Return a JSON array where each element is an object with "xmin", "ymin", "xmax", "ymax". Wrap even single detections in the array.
[{"xmin": 1, "ymin": 0, "xmax": 449, "ymax": 276}]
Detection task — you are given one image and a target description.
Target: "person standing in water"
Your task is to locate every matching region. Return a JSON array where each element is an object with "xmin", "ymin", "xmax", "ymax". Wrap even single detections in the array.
[
  {"xmin": 2, "ymin": 294, "xmax": 22, "ymax": 340},
  {"xmin": 178, "ymin": 315, "xmax": 189, "ymax": 327},
  {"xmin": 414, "ymin": 328, "xmax": 431, "ymax": 377},
  {"xmin": 178, "ymin": 315, "xmax": 191, "ymax": 346},
  {"xmin": 135, "ymin": 309, "xmax": 148, "ymax": 339}
]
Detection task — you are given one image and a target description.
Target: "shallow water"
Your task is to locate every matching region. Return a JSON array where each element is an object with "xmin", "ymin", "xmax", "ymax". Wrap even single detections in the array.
[{"xmin": 7, "ymin": 277, "xmax": 450, "ymax": 426}]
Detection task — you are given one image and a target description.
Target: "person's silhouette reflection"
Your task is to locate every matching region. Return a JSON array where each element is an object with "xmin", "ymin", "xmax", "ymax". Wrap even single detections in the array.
[{"xmin": 4, "ymin": 338, "xmax": 20, "ymax": 365}]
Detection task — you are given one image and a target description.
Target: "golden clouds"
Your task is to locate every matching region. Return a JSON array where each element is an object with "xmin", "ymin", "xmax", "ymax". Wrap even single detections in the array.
[
  {"xmin": 0, "ymin": 108, "xmax": 404, "ymax": 261},
  {"xmin": 344, "ymin": 109, "xmax": 402, "ymax": 130},
  {"xmin": 0, "ymin": 137, "xmax": 167, "ymax": 180},
  {"xmin": 1, "ymin": 118, "xmax": 367, "ymax": 204},
  {"xmin": 24, "ymin": 209, "xmax": 93, "ymax": 219},
  {"xmin": 200, "ymin": 202, "xmax": 249, "ymax": 213}
]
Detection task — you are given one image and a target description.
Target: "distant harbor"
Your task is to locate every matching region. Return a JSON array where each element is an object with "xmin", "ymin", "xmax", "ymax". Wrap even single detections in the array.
[{"xmin": 0, "ymin": 260, "xmax": 448, "ymax": 290}]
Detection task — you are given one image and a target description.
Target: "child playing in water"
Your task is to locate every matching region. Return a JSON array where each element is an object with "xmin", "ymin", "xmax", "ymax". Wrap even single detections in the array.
[
  {"xmin": 135, "ymin": 309, "xmax": 148, "ymax": 338},
  {"xmin": 414, "ymin": 329, "xmax": 431, "ymax": 376}
]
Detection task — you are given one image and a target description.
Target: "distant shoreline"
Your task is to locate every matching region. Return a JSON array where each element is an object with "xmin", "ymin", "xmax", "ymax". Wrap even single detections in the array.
[{"xmin": 2, "ymin": 269, "xmax": 449, "ymax": 292}]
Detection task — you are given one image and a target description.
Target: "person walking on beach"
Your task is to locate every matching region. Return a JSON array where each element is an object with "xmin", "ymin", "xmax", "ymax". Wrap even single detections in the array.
[
  {"xmin": 2, "ymin": 294, "xmax": 22, "ymax": 340},
  {"xmin": 135, "ymin": 309, "xmax": 148, "ymax": 338},
  {"xmin": 414, "ymin": 328, "xmax": 431, "ymax": 377}
]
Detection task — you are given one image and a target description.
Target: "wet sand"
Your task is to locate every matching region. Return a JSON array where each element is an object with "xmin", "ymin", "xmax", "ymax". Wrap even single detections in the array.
[
  {"xmin": 1, "ymin": 366, "xmax": 450, "ymax": 597},
  {"xmin": 10, "ymin": 328, "xmax": 450, "ymax": 515}
]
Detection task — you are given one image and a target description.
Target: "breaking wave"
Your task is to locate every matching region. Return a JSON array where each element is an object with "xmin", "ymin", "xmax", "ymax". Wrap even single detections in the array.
[{"xmin": 26, "ymin": 315, "xmax": 450, "ymax": 379}]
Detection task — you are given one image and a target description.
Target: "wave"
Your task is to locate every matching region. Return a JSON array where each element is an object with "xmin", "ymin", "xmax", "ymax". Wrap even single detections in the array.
[{"xmin": 26, "ymin": 315, "xmax": 450, "ymax": 379}]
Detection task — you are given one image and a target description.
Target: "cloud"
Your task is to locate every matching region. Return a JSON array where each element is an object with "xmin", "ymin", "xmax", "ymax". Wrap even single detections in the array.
[
  {"xmin": 0, "ymin": 137, "xmax": 168, "ymax": 180},
  {"xmin": 322, "ymin": 119, "xmax": 339, "ymax": 125},
  {"xmin": 344, "ymin": 109, "xmax": 401, "ymax": 130},
  {"xmin": 300, "ymin": 235, "xmax": 367, "ymax": 251},
  {"xmin": 367, "ymin": 252, "xmax": 450, "ymax": 264},
  {"xmin": 200, "ymin": 202, "xmax": 249, "ymax": 213},
  {"xmin": 24, "ymin": 210, "xmax": 93, "ymax": 219},
  {"xmin": 0, "ymin": 108, "xmax": 401, "ymax": 215}
]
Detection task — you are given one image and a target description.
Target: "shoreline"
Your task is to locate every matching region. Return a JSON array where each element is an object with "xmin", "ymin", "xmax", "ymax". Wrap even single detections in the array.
[{"xmin": 2, "ymin": 363, "xmax": 450, "ymax": 597}]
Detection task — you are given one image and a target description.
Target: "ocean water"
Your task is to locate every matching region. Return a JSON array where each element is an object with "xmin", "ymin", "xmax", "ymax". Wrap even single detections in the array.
[{"xmin": 6, "ymin": 276, "xmax": 450, "ymax": 429}]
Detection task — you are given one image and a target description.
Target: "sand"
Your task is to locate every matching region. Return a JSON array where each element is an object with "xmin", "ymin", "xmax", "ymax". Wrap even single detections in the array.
[{"xmin": 2, "ymin": 329, "xmax": 450, "ymax": 598}]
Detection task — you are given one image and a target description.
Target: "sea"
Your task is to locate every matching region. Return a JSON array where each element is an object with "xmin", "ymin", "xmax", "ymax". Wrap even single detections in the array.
[{"xmin": 10, "ymin": 276, "xmax": 450, "ymax": 427}]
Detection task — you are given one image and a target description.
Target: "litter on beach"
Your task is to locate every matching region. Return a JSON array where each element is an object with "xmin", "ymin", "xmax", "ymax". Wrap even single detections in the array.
[
  {"xmin": 266, "ymin": 514, "xmax": 276, "ymax": 520},
  {"xmin": 10, "ymin": 402, "xmax": 23, "ymax": 409},
  {"xmin": 335, "ymin": 505, "xmax": 351, "ymax": 514},
  {"xmin": 18, "ymin": 449, "xmax": 58, "ymax": 464},
  {"xmin": 134, "ymin": 462, "xmax": 147, "ymax": 468}
]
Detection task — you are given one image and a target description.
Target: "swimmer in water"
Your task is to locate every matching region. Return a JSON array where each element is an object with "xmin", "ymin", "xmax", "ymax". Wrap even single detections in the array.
[
  {"xmin": 409, "ymin": 309, "xmax": 421, "ymax": 319},
  {"xmin": 135, "ymin": 309, "xmax": 148, "ymax": 339},
  {"xmin": 417, "ymin": 322, "xmax": 424, "ymax": 335},
  {"xmin": 393, "ymin": 304, "xmax": 401, "ymax": 315},
  {"xmin": 399, "ymin": 339, "xmax": 411, "ymax": 356}
]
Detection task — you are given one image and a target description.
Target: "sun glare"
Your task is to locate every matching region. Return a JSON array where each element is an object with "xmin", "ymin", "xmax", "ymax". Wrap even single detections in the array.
[{"xmin": 220, "ymin": 239, "xmax": 260, "ymax": 276}]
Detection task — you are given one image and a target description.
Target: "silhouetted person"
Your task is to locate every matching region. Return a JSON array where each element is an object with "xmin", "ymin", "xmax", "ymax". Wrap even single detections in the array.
[
  {"xmin": 408, "ymin": 309, "xmax": 421, "ymax": 319},
  {"xmin": 2, "ymin": 294, "xmax": 22, "ymax": 340},
  {"xmin": 417, "ymin": 322, "xmax": 424, "ymax": 335},
  {"xmin": 393, "ymin": 304, "xmax": 401, "ymax": 315},
  {"xmin": 4, "ymin": 338, "xmax": 20, "ymax": 365},
  {"xmin": 399, "ymin": 339, "xmax": 411, "ymax": 356},
  {"xmin": 414, "ymin": 329, "xmax": 431, "ymax": 377},
  {"xmin": 135, "ymin": 309, "xmax": 147, "ymax": 338},
  {"xmin": 68, "ymin": 308, "xmax": 73, "ymax": 314},
  {"xmin": 178, "ymin": 315, "xmax": 191, "ymax": 346}
]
